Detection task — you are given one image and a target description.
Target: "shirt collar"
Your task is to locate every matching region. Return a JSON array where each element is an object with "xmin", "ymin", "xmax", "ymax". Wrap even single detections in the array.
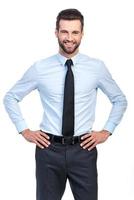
[{"xmin": 56, "ymin": 52, "xmax": 81, "ymax": 66}]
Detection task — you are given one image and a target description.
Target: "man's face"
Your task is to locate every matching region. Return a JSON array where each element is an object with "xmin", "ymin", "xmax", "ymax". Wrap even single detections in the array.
[{"xmin": 55, "ymin": 19, "xmax": 83, "ymax": 57}]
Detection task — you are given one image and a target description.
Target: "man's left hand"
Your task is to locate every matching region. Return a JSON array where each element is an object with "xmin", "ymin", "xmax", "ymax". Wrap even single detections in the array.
[{"xmin": 80, "ymin": 130, "xmax": 111, "ymax": 151}]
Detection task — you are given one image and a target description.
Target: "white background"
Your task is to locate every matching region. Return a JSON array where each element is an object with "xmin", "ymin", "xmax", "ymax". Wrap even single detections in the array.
[{"xmin": 0, "ymin": 0, "xmax": 133, "ymax": 199}]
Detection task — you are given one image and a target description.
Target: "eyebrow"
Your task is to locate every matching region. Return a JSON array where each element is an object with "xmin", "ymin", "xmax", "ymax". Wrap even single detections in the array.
[{"xmin": 60, "ymin": 29, "xmax": 81, "ymax": 33}]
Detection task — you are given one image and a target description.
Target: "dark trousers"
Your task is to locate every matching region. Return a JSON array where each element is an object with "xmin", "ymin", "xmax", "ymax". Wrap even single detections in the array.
[{"xmin": 35, "ymin": 140, "xmax": 98, "ymax": 200}]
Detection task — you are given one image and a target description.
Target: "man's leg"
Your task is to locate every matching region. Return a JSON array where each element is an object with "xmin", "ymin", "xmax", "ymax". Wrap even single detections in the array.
[
  {"xmin": 35, "ymin": 144, "xmax": 67, "ymax": 200},
  {"xmin": 67, "ymin": 143, "xmax": 98, "ymax": 200}
]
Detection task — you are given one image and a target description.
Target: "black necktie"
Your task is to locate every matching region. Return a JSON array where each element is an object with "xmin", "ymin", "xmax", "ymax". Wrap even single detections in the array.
[{"xmin": 62, "ymin": 59, "xmax": 74, "ymax": 137}]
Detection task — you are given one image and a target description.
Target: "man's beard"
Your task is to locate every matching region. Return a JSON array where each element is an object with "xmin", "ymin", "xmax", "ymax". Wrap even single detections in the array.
[{"xmin": 58, "ymin": 39, "xmax": 81, "ymax": 55}]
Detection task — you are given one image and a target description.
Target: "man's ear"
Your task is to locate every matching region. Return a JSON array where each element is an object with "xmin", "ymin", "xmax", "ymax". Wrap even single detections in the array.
[
  {"xmin": 82, "ymin": 30, "xmax": 84, "ymax": 37},
  {"xmin": 55, "ymin": 29, "xmax": 58, "ymax": 38}
]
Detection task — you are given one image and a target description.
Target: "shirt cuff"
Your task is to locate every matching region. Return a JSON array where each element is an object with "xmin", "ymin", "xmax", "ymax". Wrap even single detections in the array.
[
  {"xmin": 103, "ymin": 121, "xmax": 117, "ymax": 134},
  {"xmin": 15, "ymin": 120, "xmax": 28, "ymax": 133}
]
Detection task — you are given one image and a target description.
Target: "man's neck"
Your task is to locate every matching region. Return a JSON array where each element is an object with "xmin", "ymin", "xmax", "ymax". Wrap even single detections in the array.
[{"xmin": 59, "ymin": 49, "xmax": 79, "ymax": 59}]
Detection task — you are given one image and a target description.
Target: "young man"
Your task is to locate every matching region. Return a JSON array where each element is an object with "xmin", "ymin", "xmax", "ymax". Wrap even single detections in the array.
[{"xmin": 4, "ymin": 9, "xmax": 127, "ymax": 200}]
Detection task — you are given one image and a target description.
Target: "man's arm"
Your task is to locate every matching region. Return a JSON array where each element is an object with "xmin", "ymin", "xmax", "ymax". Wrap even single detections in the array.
[
  {"xmin": 80, "ymin": 61, "xmax": 127, "ymax": 150},
  {"xmin": 3, "ymin": 64, "xmax": 51, "ymax": 148},
  {"xmin": 4, "ymin": 66, "xmax": 50, "ymax": 148},
  {"xmin": 98, "ymin": 61, "xmax": 128, "ymax": 133},
  {"xmin": 3, "ymin": 65, "xmax": 37, "ymax": 133}
]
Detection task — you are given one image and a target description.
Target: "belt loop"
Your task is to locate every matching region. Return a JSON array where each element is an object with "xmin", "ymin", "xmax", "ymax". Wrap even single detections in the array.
[
  {"xmin": 51, "ymin": 134, "xmax": 54, "ymax": 142},
  {"xmin": 78, "ymin": 135, "xmax": 81, "ymax": 143},
  {"xmin": 62, "ymin": 137, "xmax": 65, "ymax": 144},
  {"xmin": 72, "ymin": 137, "xmax": 75, "ymax": 144}
]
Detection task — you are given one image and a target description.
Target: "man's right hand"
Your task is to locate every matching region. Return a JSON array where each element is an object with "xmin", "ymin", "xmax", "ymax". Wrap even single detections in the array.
[{"xmin": 21, "ymin": 129, "xmax": 50, "ymax": 149}]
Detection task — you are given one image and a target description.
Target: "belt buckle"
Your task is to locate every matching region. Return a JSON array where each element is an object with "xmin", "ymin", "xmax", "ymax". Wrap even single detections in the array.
[{"xmin": 62, "ymin": 136, "xmax": 75, "ymax": 145}]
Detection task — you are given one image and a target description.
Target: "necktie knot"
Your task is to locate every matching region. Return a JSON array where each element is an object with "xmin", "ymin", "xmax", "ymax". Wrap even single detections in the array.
[{"xmin": 65, "ymin": 59, "xmax": 73, "ymax": 69}]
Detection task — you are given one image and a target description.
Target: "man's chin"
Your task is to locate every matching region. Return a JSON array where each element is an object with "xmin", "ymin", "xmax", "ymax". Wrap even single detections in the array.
[
  {"xmin": 59, "ymin": 42, "xmax": 80, "ymax": 55},
  {"xmin": 65, "ymin": 50, "xmax": 75, "ymax": 54},
  {"xmin": 63, "ymin": 47, "xmax": 77, "ymax": 55}
]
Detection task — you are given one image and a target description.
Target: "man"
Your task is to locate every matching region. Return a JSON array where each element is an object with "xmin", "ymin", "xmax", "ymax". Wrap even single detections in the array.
[{"xmin": 4, "ymin": 8, "xmax": 127, "ymax": 200}]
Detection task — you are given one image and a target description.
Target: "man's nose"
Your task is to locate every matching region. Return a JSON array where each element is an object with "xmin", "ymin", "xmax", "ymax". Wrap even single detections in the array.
[{"xmin": 66, "ymin": 33, "xmax": 73, "ymax": 41}]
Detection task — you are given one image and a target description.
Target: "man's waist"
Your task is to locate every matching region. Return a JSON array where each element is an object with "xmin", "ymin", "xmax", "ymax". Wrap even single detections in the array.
[{"xmin": 40, "ymin": 130, "xmax": 86, "ymax": 145}]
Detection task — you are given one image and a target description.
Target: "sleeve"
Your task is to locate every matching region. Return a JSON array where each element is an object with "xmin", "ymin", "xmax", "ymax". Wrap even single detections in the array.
[
  {"xmin": 3, "ymin": 64, "xmax": 38, "ymax": 133},
  {"xmin": 98, "ymin": 61, "xmax": 127, "ymax": 133}
]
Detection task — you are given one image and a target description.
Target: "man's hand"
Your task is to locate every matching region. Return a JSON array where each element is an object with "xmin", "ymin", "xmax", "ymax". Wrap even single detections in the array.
[
  {"xmin": 80, "ymin": 130, "xmax": 111, "ymax": 151},
  {"xmin": 21, "ymin": 129, "xmax": 50, "ymax": 149}
]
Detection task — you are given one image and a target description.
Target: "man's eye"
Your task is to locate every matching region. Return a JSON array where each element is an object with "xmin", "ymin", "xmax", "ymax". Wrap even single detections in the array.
[
  {"xmin": 73, "ymin": 32, "xmax": 79, "ymax": 34},
  {"xmin": 61, "ymin": 31, "xmax": 68, "ymax": 33}
]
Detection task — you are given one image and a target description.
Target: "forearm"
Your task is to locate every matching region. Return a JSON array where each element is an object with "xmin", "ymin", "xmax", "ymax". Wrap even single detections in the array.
[
  {"xmin": 3, "ymin": 92, "xmax": 28, "ymax": 132},
  {"xmin": 103, "ymin": 94, "xmax": 128, "ymax": 133}
]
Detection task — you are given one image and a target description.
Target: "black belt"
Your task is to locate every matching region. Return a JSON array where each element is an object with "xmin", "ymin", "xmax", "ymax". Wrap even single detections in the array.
[{"xmin": 41, "ymin": 131, "xmax": 84, "ymax": 145}]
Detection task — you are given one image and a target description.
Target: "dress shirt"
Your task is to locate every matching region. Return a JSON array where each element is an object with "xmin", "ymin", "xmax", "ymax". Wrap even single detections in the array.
[{"xmin": 3, "ymin": 53, "xmax": 127, "ymax": 136}]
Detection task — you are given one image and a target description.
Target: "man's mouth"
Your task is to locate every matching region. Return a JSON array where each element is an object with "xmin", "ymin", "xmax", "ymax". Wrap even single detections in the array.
[{"xmin": 64, "ymin": 41, "xmax": 75, "ymax": 47}]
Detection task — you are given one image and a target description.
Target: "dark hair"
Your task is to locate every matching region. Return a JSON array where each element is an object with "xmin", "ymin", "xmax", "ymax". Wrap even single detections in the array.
[{"xmin": 56, "ymin": 8, "xmax": 84, "ymax": 31}]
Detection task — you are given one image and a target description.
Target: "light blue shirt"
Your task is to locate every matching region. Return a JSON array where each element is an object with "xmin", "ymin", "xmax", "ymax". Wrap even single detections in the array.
[{"xmin": 3, "ymin": 53, "xmax": 127, "ymax": 136}]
